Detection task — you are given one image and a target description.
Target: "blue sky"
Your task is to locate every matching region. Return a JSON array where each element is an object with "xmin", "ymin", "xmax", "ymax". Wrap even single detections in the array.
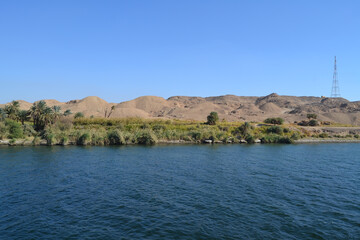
[{"xmin": 1, "ymin": 0, "xmax": 359, "ymax": 103}]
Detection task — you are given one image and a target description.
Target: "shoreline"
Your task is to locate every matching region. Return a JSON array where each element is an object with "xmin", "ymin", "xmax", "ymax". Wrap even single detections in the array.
[{"xmin": 2, "ymin": 138, "xmax": 360, "ymax": 146}]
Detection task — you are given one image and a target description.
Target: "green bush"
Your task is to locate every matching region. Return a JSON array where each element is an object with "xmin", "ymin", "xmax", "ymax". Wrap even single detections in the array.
[
  {"xmin": 207, "ymin": 112, "xmax": 219, "ymax": 125},
  {"xmin": 0, "ymin": 122, "xmax": 7, "ymax": 139},
  {"xmin": 233, "ymin": 122, "xmax": 253, "ymax": 137},
  {"xmin": 74, "ymin": 112, "xmax": 84, "ymax": 119},
  {"xmin": 32, "ymin": 136, "xmax": 41, "ymax": 145},
  {"xmin": 318, "ymin": 133, "xmax": 328, "ymax": 138},
  {"xmin": 245, "ymin": 134, "xmax": 255, "ymax": 144},
  {"xmin": 44, "ymin": 132, "xmax": 56, "ymax": 145},
  {"xmin": 77, "ymin": 133, "xmax": 90, "ymax": 145},
  {"xmin": 5, "ymin": 119, "xmax": 23, "ymax": 139},
  {"xmin": 306, "ymin": 113, "xmax": 317, "ymax": 120},
  {"xmin": 308, "ymin": 119, "xmax": 319, "ymax": 126},
  {"xmin": 264, "ymin": 117, "xmax": 284, "ymax": 125},
  {"xmin": 267, "ymin": 126, "xmax": 283, "ymax": 134},
  {"xmin": 107, "ymin": 130, "xmax": 125, "ymax": 145},
  {"xmin": 23, "ymin": 124, "xmax": 36, "ymax": 137},
  {"xmin": 135, "ymin": 130, "xmax": 158, "ymax": 144},
  {"xmin": 290, "ymin": 133, "xmax": 301, "ymax": 140}
]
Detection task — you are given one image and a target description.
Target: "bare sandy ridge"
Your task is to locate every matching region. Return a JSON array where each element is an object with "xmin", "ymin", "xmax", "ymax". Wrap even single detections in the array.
[{"xmin": 2, "ymin": 93, "xmax": 360, "ymax": 125}]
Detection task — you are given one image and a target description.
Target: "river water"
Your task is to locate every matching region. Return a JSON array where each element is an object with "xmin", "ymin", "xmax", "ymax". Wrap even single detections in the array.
[{"xmin": 0, "ymin": 144, "xmax": 359, "ymax": 239}]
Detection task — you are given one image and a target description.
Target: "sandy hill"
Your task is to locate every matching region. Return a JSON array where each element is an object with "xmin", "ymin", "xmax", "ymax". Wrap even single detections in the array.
[{"xmin": 2, "ymin": 93, "xmax": 360, "ymax": 125}]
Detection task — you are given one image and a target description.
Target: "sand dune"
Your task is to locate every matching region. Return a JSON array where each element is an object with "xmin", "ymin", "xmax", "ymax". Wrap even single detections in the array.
[{"xmin": 2, "ymin": 93, "xmax": 360, "ymax": 125}]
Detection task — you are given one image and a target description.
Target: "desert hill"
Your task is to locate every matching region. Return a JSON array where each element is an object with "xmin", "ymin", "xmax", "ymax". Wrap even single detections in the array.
[{"xmin": 2, "ymin": 93, "xmax": 360, "ymax": 125}]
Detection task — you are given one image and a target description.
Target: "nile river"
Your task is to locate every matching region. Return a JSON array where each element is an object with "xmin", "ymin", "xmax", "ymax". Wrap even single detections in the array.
[{"xmin": 0, "ymin": 144, "xmax": 359, "ymax": 239}]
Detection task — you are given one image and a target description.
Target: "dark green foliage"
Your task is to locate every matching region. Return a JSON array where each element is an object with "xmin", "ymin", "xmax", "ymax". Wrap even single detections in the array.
[
  {"xmin": 308, "ymin": 119, "xmax": 319, "ymax": 126},
  {"xmin": 135, "ymin": 130, "xmax": 158, "ymax": 144},
  {"xmin": 77, "ymin": 133, "xmax": 91, "ymax": 145},
  {"xmin": 354, "ymin": 134, "xmax": 360, "ymax": 139},
  {"xmin": 245, "ymin": 134, "xmax": 255, "ymax": 144},
  {"xmin": 267, "ymin": 126, "xmax": 283, "ymax": 134},
  {"xmin": 74, "ymin": 112, "xmax": 84, "ymax": 119},
  {"xmin": 30, "ymin": 101, "xmax": 53, "ymax": 131},
  {"xmin": 233, "ymin": 122, "xmax": 253, "ymax": 137},
  {"xmin": 64, "ymin": 109, "xmax": 72, "ymax": 116},
  {"xmin": 107, "ymin": 130, "xmax": 125, "ymax": 145},
  {"xmin": 264, "ymin": 117, "xmax": 284, "ymax": 125},
  {"xmin": 44, "ymin": 131, "xmax": 55, "ymax": 145},
  {"xmin": 152, "ymin": 124, "xmax": 167, "ymax": 131},
  {"xmin": 318, "ymin": 133, "xmax": 328, "ymax": 138},
  {"xmin": 18, "ymin": 110, "xmax": 30, "ymax": 125},
  {"xmin": 4, "ymin": 101, "xmax": 20, "ymax": 121},
  {"xmin": 307, "ymin": 113, "xmax": 317, "ymax": 120},
  {"xmin": 5, "ymin": 119, "xmax": 23, "ymax": 139},
  {"xmin": 0, "ymin": 122, "xmax": 7, "ymax": 139},
  {"xmin": 290, "ymin": 133, "xmax": 301, "ymax": 140},
  {"xmin": 207, "ymin": 112, "xmax": 219, "ymax": 125},
  {"xmin": 23, "ymin": 124, "xmax": 36, "ymax": 137}
]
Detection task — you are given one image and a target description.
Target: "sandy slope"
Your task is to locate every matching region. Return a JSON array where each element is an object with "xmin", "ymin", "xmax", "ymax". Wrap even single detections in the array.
[{"xmin": 2, "ymin": 93, "xmax": 360, "ymax": 125}]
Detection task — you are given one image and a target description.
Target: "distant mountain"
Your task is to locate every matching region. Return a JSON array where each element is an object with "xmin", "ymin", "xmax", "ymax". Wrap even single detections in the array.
[{"xmin": 1, "ymin": 94, "xmax": 360, "ymax": 125}]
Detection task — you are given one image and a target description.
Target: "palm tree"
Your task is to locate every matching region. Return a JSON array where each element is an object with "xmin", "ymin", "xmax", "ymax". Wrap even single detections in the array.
[
  {"xmin": 30, "ymin": 101, "xmax": 53, "ymax": 131},
  {"xmin": 0, "ymin": 108, "xmax": 6, "ymax": 121},
  {"xmin": 4, "ymin": 101, "xmax": 20, "ymax": 121},
  {"xmin": 18, "ymin": 110, "xmax": 30, "ymax": 125},
  {"xmin": 52, "ymin": 106, "xmax": 62, "ymax": 124}
]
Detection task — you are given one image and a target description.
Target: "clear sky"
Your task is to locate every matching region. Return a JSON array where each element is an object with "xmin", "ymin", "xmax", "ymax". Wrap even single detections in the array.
[{"xmin": 1, "ymin": 0, "xmax": 359, "ymax": 103}]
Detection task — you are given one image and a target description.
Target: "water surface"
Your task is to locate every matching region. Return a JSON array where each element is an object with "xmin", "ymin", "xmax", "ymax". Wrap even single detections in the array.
[{"xmin": 0, "ymin": 144, "xmax": 359, "ymax": 239}]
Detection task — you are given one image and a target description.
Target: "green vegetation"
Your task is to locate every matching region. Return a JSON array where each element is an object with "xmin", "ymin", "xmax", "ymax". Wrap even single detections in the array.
[
  {"xmin": 0, "ymin": 103, "xmax": 356, "ymax": 145},
  {"xmin": 306, "ymin": 113, "xmax": 317, "ymax": 120},
  {"xmin": 207, "ymin": 112, "xmax": 219, "ymax": 125},
  {"xmin": 74, "ymin": 112, "xmax": 84, "ymax": 119},
  {"xmin": 264, "ymin": 117, "xmax": 284, "ymax": 125}
]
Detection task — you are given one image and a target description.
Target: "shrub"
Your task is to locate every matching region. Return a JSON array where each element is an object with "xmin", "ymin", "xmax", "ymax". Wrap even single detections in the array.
[
  {"xmin": 54, "ymin": 118, "xmax": 73, "ymax": 131},
  {"xmin": 318, "ymin": 133, "xmax": 328, "ymax": 138},
  {"xmin": 190, "ymin": 131, "xmax": 202, "ymax": 141},
  {"xmin": 308, "ymin": 120, "xmax": 319, "ymax": 126},
  {"xmin": 233, "ymin": 122, "xmax": 253, "ymax": 137},
  {"xmin": 74, "ymin": 112, "xmax": 84, "ymax": 119},
  {"xmin": 152, "ymin": 124, "xmax": 167, "ymax": 131},
  {"xmin": 32, "ymin": 136, "xmax": 41, "ymax": 145},
  {"xmin": 264, "ymin": 117, "xmax": 284, "ymax": 125},
  {"xmin": 77, "ymin": 133, "xmax": 91, "ymax": 145},
  {"xmin": 23, "ymin": 124, "xmax": 36, "ymax": 137},
  {"xmin": 107, "ymin": 130, "xmax": 125, "ymax": 145},
  {"xmin": 267, "ymin": 126, "xmax": 283, "ymax": 134},
  {"xmin": 135, "ymin": 130, "xmax": 158, "ymax": 144},
  {"xmin": 306, "ymin": 113, "xmax": 317, "ymax": 120},
  {"xmin": 44, "ymin": 131, "xmax": 56, "ymax": 145},
  {"xmin": 59, "ymin": 135, "xmax": 69, "ymax": 145},
  {"xmin": 261, "ymin": 135, "xmax": 293, "ymax": 144},
  {"xmin": 0, "ymin": 122, "xmax": 7, "ymax": 139},
  {"xmin": 207, "ymin": 112, "xmax": 219, "ymax": 125},
  {"xmin": 5, "ymin": 119, "xmax": 23, "ymax": 139},
  {"xmin": 290, "ymin": 133, "xmax": 301, "ymax": 140},
  {"xmin": 354, "ymin": 134, "xmax": 360, "ymax": 139},
  {"xmin": 245, "ymin": 134, "xmax": 255, "ymax": 144}
]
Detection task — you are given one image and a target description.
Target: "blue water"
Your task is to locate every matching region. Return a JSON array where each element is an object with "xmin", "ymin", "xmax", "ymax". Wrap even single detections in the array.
[{"xmin": 0, "ymin": 144, "xmax": 360, "ymax": 239}]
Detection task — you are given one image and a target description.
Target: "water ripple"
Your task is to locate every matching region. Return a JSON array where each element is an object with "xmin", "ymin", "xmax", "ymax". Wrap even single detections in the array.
[{"xmin": 0, "ymin": 144, "xmax": 360, "ymax": 239}]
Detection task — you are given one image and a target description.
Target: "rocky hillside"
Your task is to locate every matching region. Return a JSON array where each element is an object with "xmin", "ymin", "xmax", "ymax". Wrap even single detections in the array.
[{"xmin": 2, "ymin": 93, "xmax": 360, "ymax": 125}]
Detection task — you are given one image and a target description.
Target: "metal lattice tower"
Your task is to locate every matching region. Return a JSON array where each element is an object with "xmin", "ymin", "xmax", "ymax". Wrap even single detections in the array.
[{"xmin": 331, "ymin": 56, "xmax": 341, "ymax": 98}]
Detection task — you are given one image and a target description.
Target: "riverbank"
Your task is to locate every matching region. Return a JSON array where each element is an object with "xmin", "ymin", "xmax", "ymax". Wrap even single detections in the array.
[
  {"xmin": 295, "ymin": 138, "xmax": 360, "ymax": 143},
  {"xmin": 2, "ymin": 137, "xmax": 360, "ymax": 146}
]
